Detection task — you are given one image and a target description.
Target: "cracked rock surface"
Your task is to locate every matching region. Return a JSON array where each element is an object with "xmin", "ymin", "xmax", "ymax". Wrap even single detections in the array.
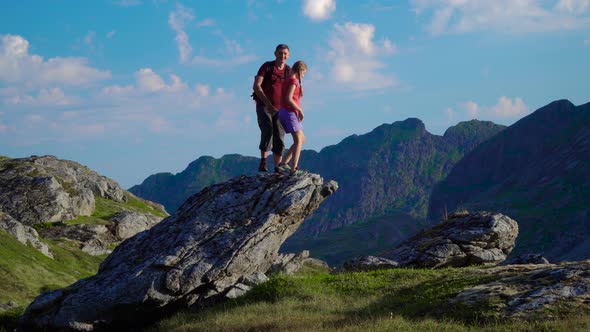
[
  {"xmin": 0, "ymin": 155, "xmax": 125, "ymax": 226},
  {"xmin": 452, "ymin": 260, "xmax": 590, "ymax": 319},
  {"xmin": 20, "ymin": 173, "xmax": 338, "ymax": 331}
]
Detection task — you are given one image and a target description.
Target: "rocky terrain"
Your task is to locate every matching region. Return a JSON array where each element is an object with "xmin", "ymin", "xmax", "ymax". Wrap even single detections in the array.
[
  {"xmin": 130, "ymin": 119, "xmax": 505, "ymax": 263},
  {"xmin": 429, "ymin": 99, "xmax": 590, "ymax": 261},
  {"xmin": 453, "ymin": 260, "xmax": 590, "ymax": 320},
  {"xmin": 0, "ymin": 155, "xmax": 167, "ymax": 256},
  {"xmin": 19, "ymin": 172, "xmax": 338, "ymax": 331}
]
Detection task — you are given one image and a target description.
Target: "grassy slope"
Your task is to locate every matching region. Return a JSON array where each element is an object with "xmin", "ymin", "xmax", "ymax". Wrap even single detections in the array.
[
  {"xmin": 0, "ymin": 191, "xmax": 167, "ymax": 329},
  {"xmin": 0, "ymin": 230, "xmax": 103, "ymax": 328},
  {"xmin": 152, "ymin": 264, "xmax": 590, "ymax": 332}
]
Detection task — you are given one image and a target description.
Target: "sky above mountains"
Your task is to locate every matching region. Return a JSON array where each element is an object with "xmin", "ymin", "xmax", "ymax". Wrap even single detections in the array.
[{"xmin": 1, "ymin": 0, "xmax": 589, "ymax": 188}]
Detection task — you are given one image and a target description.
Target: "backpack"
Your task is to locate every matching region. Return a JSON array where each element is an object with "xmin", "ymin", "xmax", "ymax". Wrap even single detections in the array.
[{"xmin": 251, "ymin": 61, "xmax": 291, "ymax": 103}]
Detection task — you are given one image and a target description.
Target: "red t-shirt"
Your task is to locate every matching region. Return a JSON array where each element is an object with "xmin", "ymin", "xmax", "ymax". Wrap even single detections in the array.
[
  {"xmin": 282, "ymin": 77, "xmax": 301, "ymax": 113},
  {"xmin": 257, "ymin": 62, "xmax": 289, "ymax": 108}
]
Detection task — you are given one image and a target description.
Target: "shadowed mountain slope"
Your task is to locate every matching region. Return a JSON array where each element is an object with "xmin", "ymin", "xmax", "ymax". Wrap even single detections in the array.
[{"xmin": 429, "ymin": 99, "xmax": 590, "ymax": 261}]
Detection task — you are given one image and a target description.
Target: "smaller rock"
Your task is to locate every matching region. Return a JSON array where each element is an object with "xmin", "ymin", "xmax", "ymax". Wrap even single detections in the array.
[
  {"xmin": 0, "ymin": 211, "xmax": 53, "ymax": 258},
  {"xmin": 225, "ymin": 283, "xmax": 252, "ymax": 299},
  {"xmin": 269, "ymin": 250, "xmax": 310, "ymax": 275},
  {"xmin": 239, "ymin": 272, "xmax": 269, "ymax": 287},
  {"xmin": 110, "ymin": 211, "xmax": 163, "ymax": 240},
  {"xmin": 337, "ymin": 256, "xmax": 399, "ymax": 272},
  {"xmin": 502, "ymin": 254, "xmax": 550, "ymax": 265}
]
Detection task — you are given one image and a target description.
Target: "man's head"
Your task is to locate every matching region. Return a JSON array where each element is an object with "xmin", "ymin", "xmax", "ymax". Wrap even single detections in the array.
[{"xmin": 274, "ymin": 44, "xmax": 290, "ymax": 66}]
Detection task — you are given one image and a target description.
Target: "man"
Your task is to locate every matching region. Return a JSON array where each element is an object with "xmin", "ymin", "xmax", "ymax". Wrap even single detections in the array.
[{"xmin": 252, "ymin": 44, "xmax": 291, "ymax": 173}]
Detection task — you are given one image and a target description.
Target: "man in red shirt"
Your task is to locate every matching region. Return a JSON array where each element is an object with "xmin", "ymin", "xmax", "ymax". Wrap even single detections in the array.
[{"xmin": 252, "ymin": 44, "xmax": 291, "ymax": 172}]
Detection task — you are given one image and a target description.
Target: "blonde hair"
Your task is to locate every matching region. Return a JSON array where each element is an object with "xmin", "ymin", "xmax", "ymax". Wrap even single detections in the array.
[{"xmin": 292, "ymin": 61, "xmax": 307, "ymax": 97}]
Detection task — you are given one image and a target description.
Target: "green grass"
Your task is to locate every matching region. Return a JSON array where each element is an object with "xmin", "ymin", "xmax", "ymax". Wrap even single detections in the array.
[
  {"xmin": 60, "ymin": 194, "xmax": 167, "ymax": 226},
  {"xmin": 0, "ymin": 230, "xmax": 104, "ymax": 329},
  {"xmin": 151, "ymin": 265, "xmax": 590, "ymax": 332}
]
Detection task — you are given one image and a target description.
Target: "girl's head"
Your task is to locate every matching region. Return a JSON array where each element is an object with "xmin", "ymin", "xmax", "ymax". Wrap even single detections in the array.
[
  {"xmin": 292, "ymin": 61, "xmax": 307, "ymax": 97},
  {"xmin": 292, "ymin": 61, "xmax": 307, "ymax": 78}
]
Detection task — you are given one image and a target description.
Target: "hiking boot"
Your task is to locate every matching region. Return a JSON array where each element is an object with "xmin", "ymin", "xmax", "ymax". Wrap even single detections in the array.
[
  {"xmin": 258, "ymin": 159, "xmax": 268, "ymax": 172},
  {"xmin": 277, "ymin": 163, "xmax": 292, "ymax": 173},
  {"xmin": 290, "ymin": 167, "xmax": 306, "ymax": 176}
]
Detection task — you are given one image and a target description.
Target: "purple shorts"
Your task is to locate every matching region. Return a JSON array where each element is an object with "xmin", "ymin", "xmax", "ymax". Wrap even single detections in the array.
[{"xmin": 279, "ymin": 108, "xmax": 302, "ymax": 133}]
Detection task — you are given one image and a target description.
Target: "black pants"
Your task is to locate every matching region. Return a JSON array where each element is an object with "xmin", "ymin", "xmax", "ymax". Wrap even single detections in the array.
[{"xmin": 256, "ymin": 103, "xmax": 285, "ymax": 155}]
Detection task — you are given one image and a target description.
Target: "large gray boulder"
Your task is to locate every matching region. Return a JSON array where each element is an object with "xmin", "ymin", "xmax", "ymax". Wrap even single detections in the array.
[
  {"xmin": 383, "ymin": 211, "xmax": 518, "ymax": 268},
  {"xmin": 0, "ymin": 156, "xmax": 126, "ymax": 226},
  {"xmin": 19, "ymin": 173, "xmax": 338, "ymax": 331},
  {"xmin": 0, "ymin": 210, "xmax": 53, "ymax": 258}
]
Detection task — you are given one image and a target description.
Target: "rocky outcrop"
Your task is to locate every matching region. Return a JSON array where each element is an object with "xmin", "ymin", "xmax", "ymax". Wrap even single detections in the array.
[
  {"xmin": 268, "ymin": 250, "xmax": 331, "ymax": 275},
  {"xmin": 0, "ymin": 211, "xmax": 53, "ymax": 258},
  {"xmin": 337, "ymin": 255, "xmax": 399, "ymax": 272},
  {"xmin": 502, "ymin": 254, "xmax": 550, "ymax": 265},
  {"xmin": 38, "ymin": 211, "xmax": 164, "ymax": 256},
  {"xmin": 382, "ymin": 212, "xmax": 518, "ymax": 268},
  {"xmin": 452, "ymin": 260, "xmax": 590, "ymax": 319},
  {"xmin": 110, "ymin": 211, "xmax": 162, "ymax": 240},
  {"xmin": 20, "ymin": 173, "xmax": 338, "ymax": 331},
  {"xmin": 0, "ymin": 156, "xmax": 125, "ymax": 226}
]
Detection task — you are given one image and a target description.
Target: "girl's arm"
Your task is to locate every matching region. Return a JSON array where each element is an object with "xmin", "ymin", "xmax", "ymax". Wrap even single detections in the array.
[{"xmin": 286, "ymin": 84, "xmax": 304, "ymax": 121}]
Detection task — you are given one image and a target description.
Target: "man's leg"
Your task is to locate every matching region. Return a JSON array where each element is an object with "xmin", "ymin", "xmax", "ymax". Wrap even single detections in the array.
[
  {"xmin": 271, "ymin": 111, "xmax": 285, "ymax": 170},
  {"xmin": 256, "ymin": 104, "xmax": 273, "ymax": 172}
]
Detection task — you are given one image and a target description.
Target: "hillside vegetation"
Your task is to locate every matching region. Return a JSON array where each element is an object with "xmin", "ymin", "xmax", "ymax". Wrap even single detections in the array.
[
  {"xmin": 151, "ymin": 264, "xmax": 590, "ymax": 332},
  {"xmin": 0, "ymin": 190, "xmax": 166, "ymax": 329}
]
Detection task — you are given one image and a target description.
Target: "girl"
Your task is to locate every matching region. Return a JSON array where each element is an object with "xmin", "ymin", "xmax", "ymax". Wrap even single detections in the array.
[{"xmin": 277, "ymin": 61, "xmax": 307, "ymax": 175}]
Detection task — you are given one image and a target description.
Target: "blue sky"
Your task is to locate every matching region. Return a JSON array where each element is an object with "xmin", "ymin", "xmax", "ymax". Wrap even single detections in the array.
[{"xmin": 1, "ymin": 0, "xmax": 589, "ymax": 188}]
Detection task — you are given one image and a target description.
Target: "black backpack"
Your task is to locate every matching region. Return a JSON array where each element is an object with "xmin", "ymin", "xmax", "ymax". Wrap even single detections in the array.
[{"xmin": 251, "ymin": 61, "xmax": 291, "ymax": 103}]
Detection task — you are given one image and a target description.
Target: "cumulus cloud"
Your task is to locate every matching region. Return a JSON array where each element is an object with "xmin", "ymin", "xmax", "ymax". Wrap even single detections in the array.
[
  {"xmin": 107, "ymin": 30, "xmax": 117, "ymax": 39},
  {"xmin": 411, "ymin": 0, "xmax": 590, "ymax": 35},
  {"xmin": 0, "ymin": 34, "xmax": 111, "ymax": 86},
  {"xmin": 303, "ymin": 0, "xmax": 336, "ymax": 21},
  {"xmin": 327, "ymin": 22, "xmax": 397, "ymax": 90},
  {"xmin": 555, "ymin": 0, "xmax": 590, "ymax": 14},
  {"xmin": 102, "ymin": 68, "xmax": 189, "ymax": 95},
  {"xmin": 168, "ymin": 4, "xmax": 194, "ymax": 63},
  {"xmin": 196, "ymin": 18, "xmax": 215, "ymax": 27},
  {"xmin": 463, "ymin": 97, "xmax": 528, "ymax": 119}
]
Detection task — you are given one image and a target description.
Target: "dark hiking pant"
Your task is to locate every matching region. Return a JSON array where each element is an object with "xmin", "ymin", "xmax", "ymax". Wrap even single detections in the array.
[{"xmin": 256, "ymin": 103, "xmax": 285, "ymax": 155}]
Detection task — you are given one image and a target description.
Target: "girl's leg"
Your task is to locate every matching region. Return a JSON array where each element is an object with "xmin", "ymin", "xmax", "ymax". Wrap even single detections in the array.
[
  {"xmin": 282, "ymin": 145, "xmax": 295, "ymax": 166},
  {"xmin": 292, "ymin": 130, "xmax": 306, "ymax": 169}
]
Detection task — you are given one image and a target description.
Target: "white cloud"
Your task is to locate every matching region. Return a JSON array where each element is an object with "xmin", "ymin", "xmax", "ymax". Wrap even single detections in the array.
[
  {"xmin": 2, "ymin": 87, "xmax": 75, "ymax": 106},
  {"xmin": 446, "ymin": 107, "xmax": 455, "ymax": 122},
  {"xmin": 107, "ymin": 30, "xmax": 117, "ymax": 39},
  {"xmin": 555, "ymin": 0, "xmax": 590, "ymax": 14},
  {"xmin": 327, "ymin": 22, "xmax": 397, "ymax": 90},
  {"xmin": 303, "ymin": 0, "xmax": 336, "ymax": 21},
  {"xmin": 463, "ymin": 97, "xmax": 528, "ymax": 119},
  {"xmin": 195, "ymin": 84, "xmax": 210, "ymax": 97},
  {"xmin": 196, "ymin": 18, "xmax": 215, "ymax": 27},
  {"xmin": 168, "ymin": 4, "xmax": 194, "ymax": 63},
  {"xmin": 102, "ymin": 68, "xmax": 189, "ymax": 95},
  {"xmin": 0, "ymin": 34, "xmax": 111, "ymax": 86},
  {"xmin": 464, "ymin": 101, "xmax": 480, "ymax": 118},
  {"xmin": 84, "ymin": 31, "xmax": 96, "ymax": 46},
  {"xmin": 411, "ymin": 0, "xmax": 590, "ymax": 35},
  {"xmin": 490, "ymin": 96, "xmax": 528, "ymax": 117}
]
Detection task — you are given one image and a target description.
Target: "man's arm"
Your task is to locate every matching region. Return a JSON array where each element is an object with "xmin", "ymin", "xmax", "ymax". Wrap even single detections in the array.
[{"xmin": 253, "ymin": 75, "xmax": 277, "ymax": 112}]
